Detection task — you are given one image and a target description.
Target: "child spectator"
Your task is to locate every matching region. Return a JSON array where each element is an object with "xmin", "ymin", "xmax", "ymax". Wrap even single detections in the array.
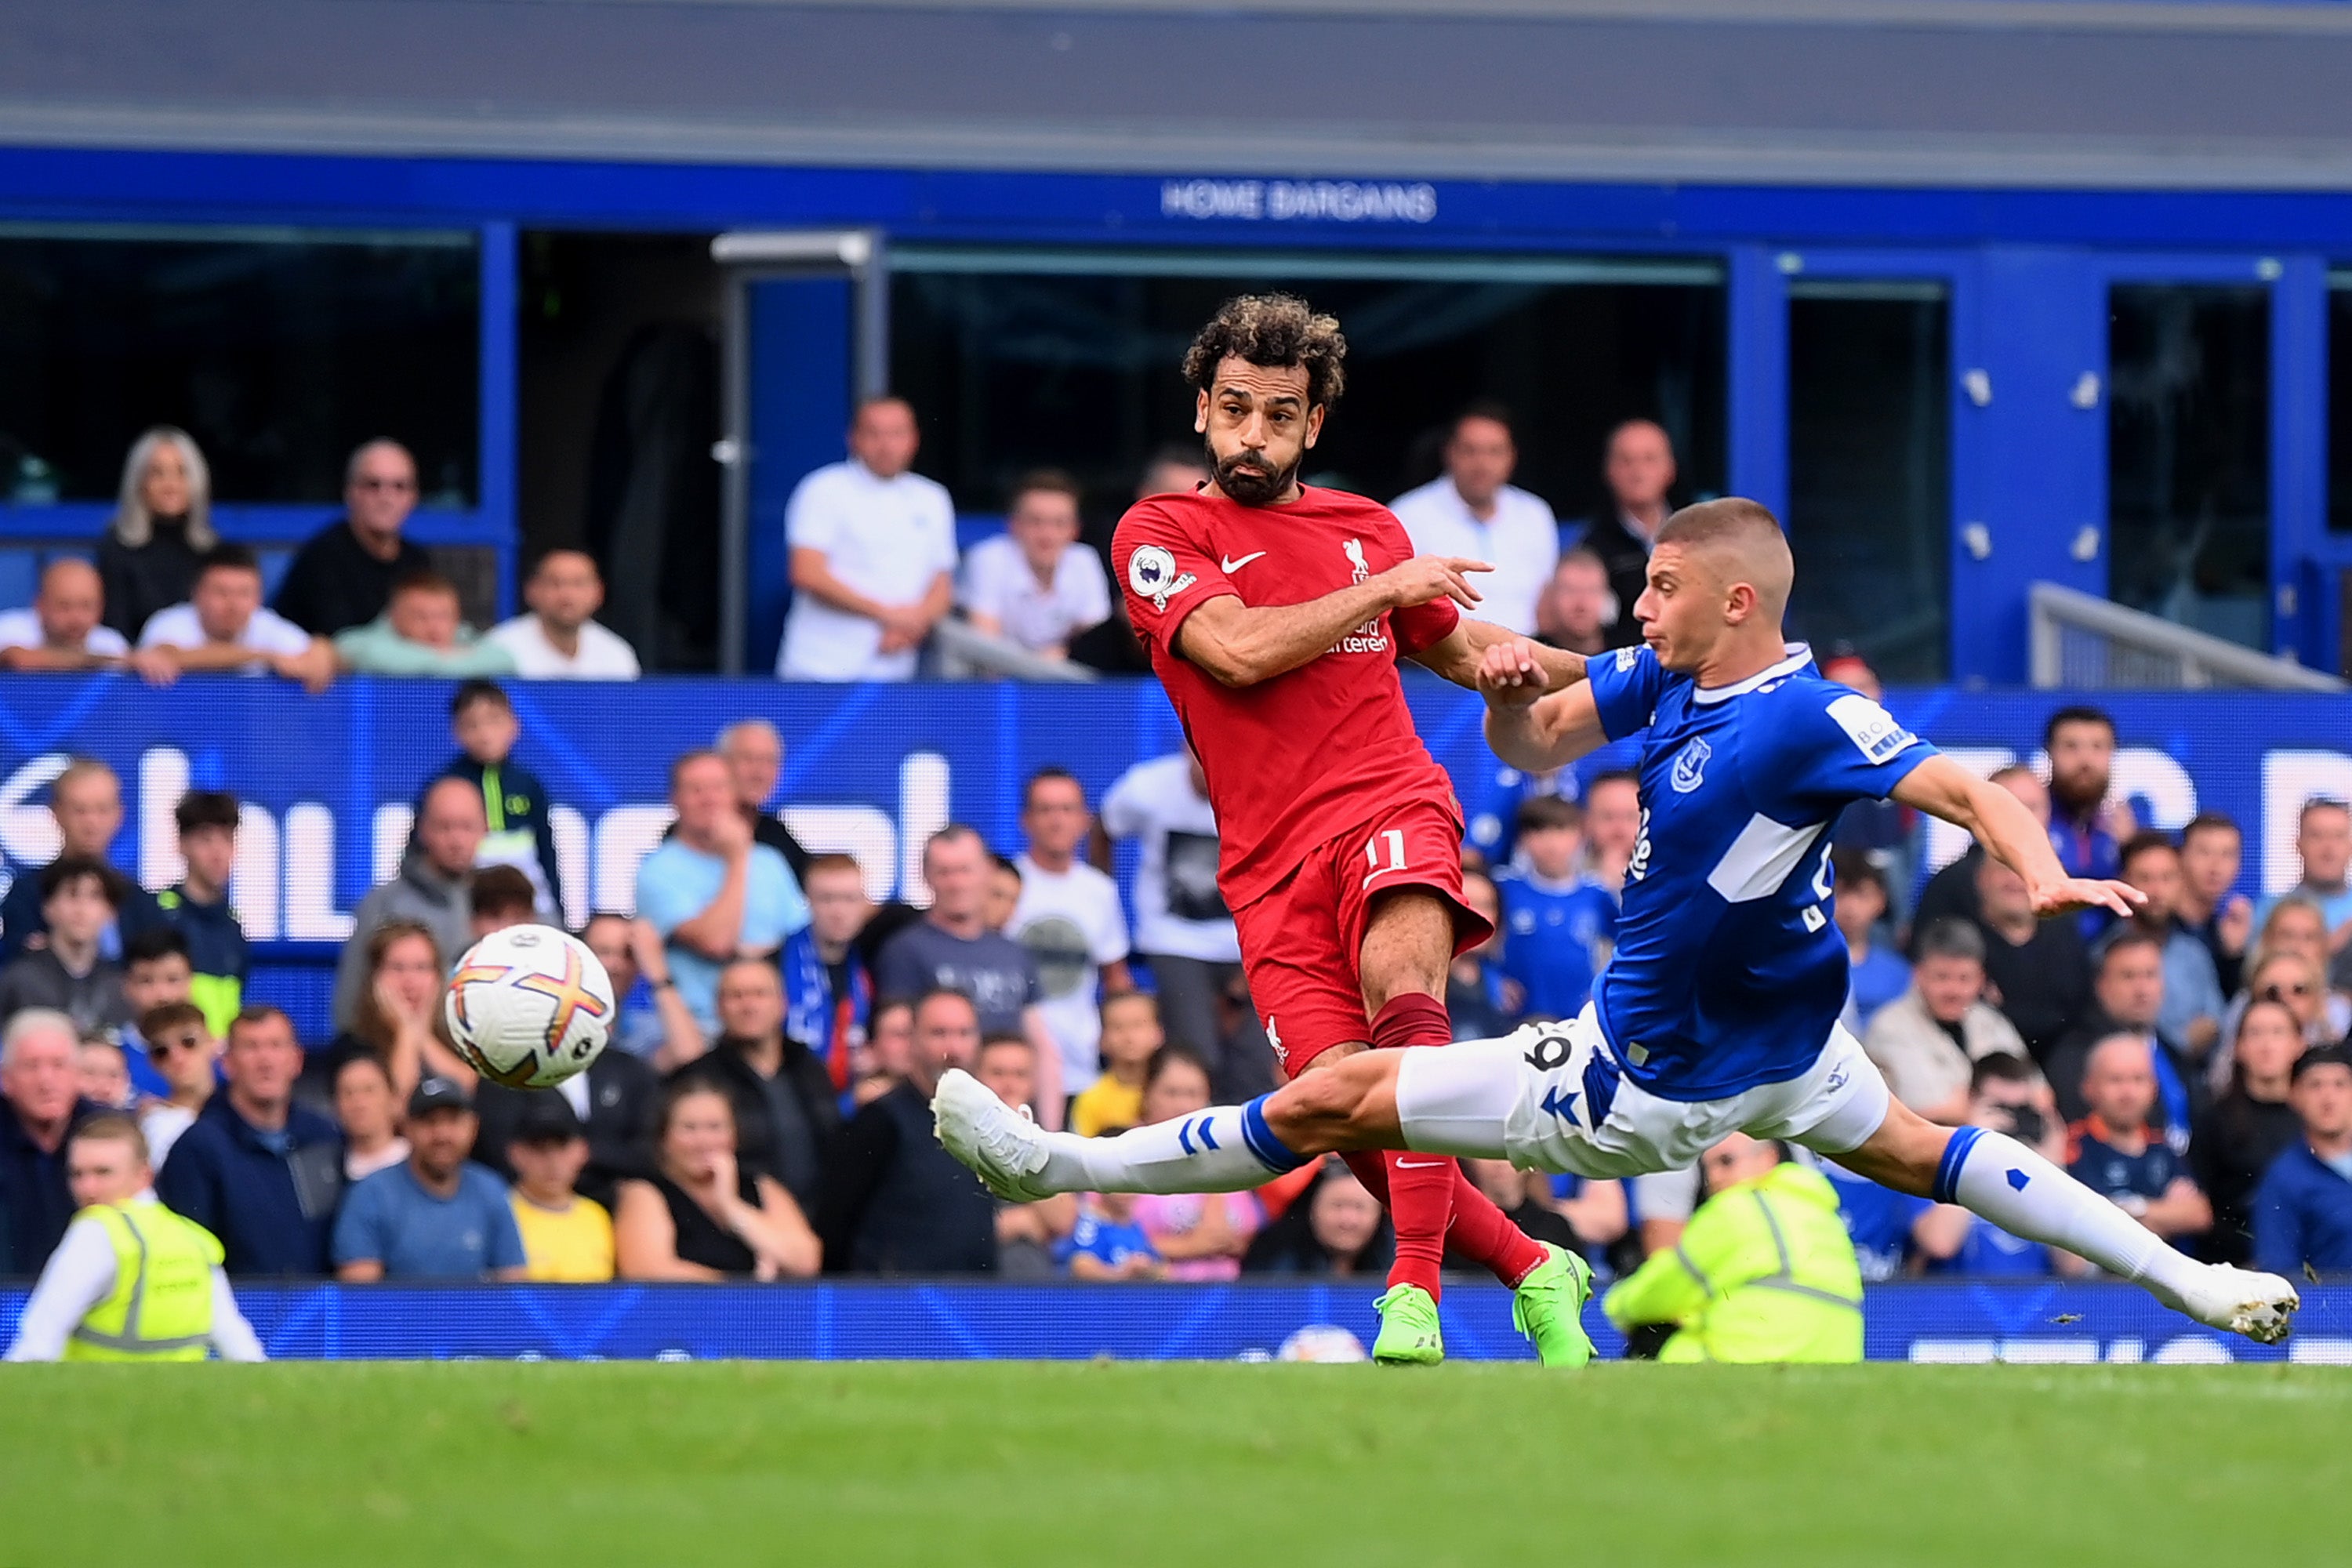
[
  {"xmin": 122, "ymin": 789, "xmax": 249, "ymax": 1034},
  {"xmin": 0, "ymin": 858, "xmax": 132, "ymax": 1038},
  {"xmin": 506, "ymin": 1097, "xmax": 615, "ymax": 1283},
  {"xmin": 1929, "ymin": 1055, "xmax": 2067, "ymax": 1278},
  {"xmin": 1492, "ymin": 796, "xmax": 1615, "ymax": 1021},
  {"xmin": 1130, "ymin": 1046, "xmax": 1262, "ymax": 1280},
  {"xmin": 426, "ymin": 680, "xmax": 564, "ymax": 920},
  {"xmin": 134, "ymin": 1001, "xmax": 216, "ymax": 1170},
  {"xmin": 1831, "ymin": 849, "xmax": 1911, "ymax": 1030},
  {"xmin": 73, "ymin": 1036, "xmax": 132, "ymax": 1110},
  {"xmin": 975, "ymin": 1034, "xmax": 1075, "ymax": 1276},
  {"xmin": 1446, "ymin": 869, "xmax": 1520, "ymax": 1039},
  {"xmin": 111, "ymin": 927, "xmax": 194, "ymax": 1101},
  {"xmin": 333, "ymin": 1054, "xmax": 411, "ymax": 1181},
  {"xmin": 983, "ymin": 854, "xmax": 1022, "ymax": 935},
  {"xmin": 1059, "ymin": 1189, "xmax": 1163, "ymax": 1280},
  {"xmin": 333, "ymin": 569, "xmax": 518, "ymax": 677},
  {"xmin": 1069, "ymin": 992, "xmax": 1162, "ymax": 1137}
]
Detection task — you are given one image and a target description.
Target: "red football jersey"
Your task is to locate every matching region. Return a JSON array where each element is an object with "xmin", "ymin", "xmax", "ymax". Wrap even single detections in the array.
[{"xmin": 1113, "ymin": 485, "xmax": 1462, "ymax": 910}]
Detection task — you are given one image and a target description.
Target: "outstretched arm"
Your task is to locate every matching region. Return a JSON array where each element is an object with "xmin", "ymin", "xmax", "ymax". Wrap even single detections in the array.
[
  {"xmin": 1890, "ymin": 755, "xmax": 2143, "ymax": 920},
  {"xmin": 1472, "ymin": 636, "xmax": 1607, "ymax": 775},
  {"xmin": 1410, "ymin": 618, "xmax": 1586, "ymax": 691},
  {"xmin": 1175, "ymin": 556, "xmax": 1489, "ymax": 688}
]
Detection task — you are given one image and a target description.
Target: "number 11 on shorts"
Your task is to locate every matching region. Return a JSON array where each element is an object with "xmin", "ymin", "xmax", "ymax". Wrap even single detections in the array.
[{"xmin": 1363, "ymin": 828, "xmax": 1407, "ymax": 886}]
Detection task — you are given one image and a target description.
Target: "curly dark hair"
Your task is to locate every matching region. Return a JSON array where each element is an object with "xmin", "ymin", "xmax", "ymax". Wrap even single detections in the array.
[{"xmin": 1181, "ymin": 293, "xmax": 1347, "ymax": 408}]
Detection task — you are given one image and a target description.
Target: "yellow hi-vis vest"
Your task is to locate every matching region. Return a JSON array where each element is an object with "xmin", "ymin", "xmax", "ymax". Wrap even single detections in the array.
[{"xmin": 62, "ymin": 1200, "xmax": 222, "ymax": 1363}]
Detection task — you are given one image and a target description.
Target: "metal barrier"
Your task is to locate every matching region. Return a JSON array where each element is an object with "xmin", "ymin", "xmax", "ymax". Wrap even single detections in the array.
[
  {"xmin": 2027, "ymin": 582, "xmax": 2343, "ymax": 691},
  {"xmin": 930, "ymin": 618, "xmax": 1100, "ymax": 683}
]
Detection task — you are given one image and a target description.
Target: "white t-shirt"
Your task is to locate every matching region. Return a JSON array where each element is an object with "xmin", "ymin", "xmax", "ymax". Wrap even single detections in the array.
[
  {"xmin": 958, "ymin": 535, "xmax": 1112, "ymax": 652},
  {"xmin": 487, "ymin": 615, "xmax": 643, "ymax": 679},
  {"xmin": 140, "ymin": 1102, "xmax": 197, "ymax": 1171},
  {"xmin": 137, "ymin": 602, "xmax": 313, "ymax": 667},
  {"xmin": 1388, "ymin": 477, "xmax": 1560, "ymax": 636},
  {"xmin": 1099, "ymin": 753, "xmax": 1239, "ymax": 964},
  {"xmin": 1011, "ymin": 855, "xmax": 1130, "ymax": 1093},
  {"xmin": 0, "ymin": 610, "xmax": 129, "ymax": 657},
  {"xmin": 778, "ymin": 459, "xmax": 960, "ymax": 681}
]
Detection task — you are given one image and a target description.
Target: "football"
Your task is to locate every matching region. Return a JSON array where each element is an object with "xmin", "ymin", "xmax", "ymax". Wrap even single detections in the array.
[{"xmin": 443, "ymin": 924, "xmax": 615, "ymax": 1090}]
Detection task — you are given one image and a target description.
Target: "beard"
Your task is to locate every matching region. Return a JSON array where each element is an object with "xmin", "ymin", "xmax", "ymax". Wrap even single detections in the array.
[{"xmin": 1207, "ymin": 437, "xmax": 1298, "ymax": 507}]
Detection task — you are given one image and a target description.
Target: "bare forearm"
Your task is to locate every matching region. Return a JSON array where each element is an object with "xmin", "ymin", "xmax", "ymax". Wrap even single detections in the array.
[
  {"xmin": 671, "ymin": 860, "xmax": 750, "ymax": 958},
  {"xmin": 790, "ymin": 550, "xmax": 887, "ymax": 621},
  {"xmin": 1178, "ymin": 583, "xmax": 1396, "ymax": 687}
]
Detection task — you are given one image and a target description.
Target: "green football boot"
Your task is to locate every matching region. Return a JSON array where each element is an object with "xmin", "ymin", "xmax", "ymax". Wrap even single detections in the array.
[
  {"xmin": 1370, "ymin": 1283, "xmax": 1445, "ymax": 1366},
  {"xmin": 1511, "ymin": 1243, "xmax": 1597, "ymax": 1367}
]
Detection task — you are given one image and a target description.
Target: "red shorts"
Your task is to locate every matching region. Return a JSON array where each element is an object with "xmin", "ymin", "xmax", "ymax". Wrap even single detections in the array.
[{"xmin": 1229, "ymin": 795, "xmax": 1492, "ymax": 1078}]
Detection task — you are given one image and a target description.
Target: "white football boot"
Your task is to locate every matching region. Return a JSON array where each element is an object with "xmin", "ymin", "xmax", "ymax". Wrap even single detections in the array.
[
  {"xmin": 2163, "ymin": 1265, "xmax": 2301, "ymax": 1346},
  {"xmin": 932, "ymin": 1067, "xmax": 1057, "ymax": 1202}
]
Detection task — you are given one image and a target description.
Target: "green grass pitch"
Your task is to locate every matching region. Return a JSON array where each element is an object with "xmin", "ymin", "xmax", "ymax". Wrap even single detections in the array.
[{"xmin": 0, "ymin": 1363, "xmax": 2334, "ymax": 1566}]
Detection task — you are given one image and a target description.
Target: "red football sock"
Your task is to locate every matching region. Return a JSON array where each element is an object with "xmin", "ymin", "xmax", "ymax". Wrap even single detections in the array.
[
  {"xmin": 1369, "ymin": 993, "xmax": 1451, "ymax": 1051},
  {"xmin": 1379, "ymin": 1147, "xmax": 1455, "ymax": 1298}
]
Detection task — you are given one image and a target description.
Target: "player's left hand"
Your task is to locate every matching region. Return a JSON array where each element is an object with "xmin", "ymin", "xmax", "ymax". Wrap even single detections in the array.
[
  {"xmin": 2029, "ymin": 876, "xmax": 2145, "ymax": 920},
  {"xmin": 1474, "ymin": 637, "xmax": 1548, "ymax": 709}
]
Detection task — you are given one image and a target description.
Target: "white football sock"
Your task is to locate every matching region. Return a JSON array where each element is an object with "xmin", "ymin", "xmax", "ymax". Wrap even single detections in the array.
[
  {"xmin": 1940, "ymin": 1127, "xmax": 2202, "ymax": 1304},
  {"xmin": 1035, "ymin": 1095, "xmax": 1307, "ymax": 1195}
]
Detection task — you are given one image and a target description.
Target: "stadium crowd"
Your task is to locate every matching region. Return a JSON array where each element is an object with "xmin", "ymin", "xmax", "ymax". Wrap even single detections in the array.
[{"xmin": 2, "ymin": 406, "xmax": 2350, "ymax": 1338}]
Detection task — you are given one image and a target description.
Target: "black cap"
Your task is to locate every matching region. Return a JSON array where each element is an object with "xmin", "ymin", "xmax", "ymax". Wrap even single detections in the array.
[
  {"xmin": 2290, "ymin": 1044, "xmax": 2352, "ymax": 1084},
  {"xmin": 408, "ymin": 1076, "xmax": 474, "ymax": 1119},
  {"xmin": 513, "ymin": 1094, "xmax": 586, "ymax": 1145}
]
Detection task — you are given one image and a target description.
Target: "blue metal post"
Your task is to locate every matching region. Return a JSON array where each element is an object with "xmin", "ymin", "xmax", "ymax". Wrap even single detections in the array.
[
  {"xmin": 2271, "ymin": 254, "xmax": 2329, "ymax": 668},
  {"xmin": 1726, "ymin": 245, "xmax": 1789, "ymax": 521},
  {"xmin": 478, "ymin": 220, "xmax": 520, "ymax": 619}
]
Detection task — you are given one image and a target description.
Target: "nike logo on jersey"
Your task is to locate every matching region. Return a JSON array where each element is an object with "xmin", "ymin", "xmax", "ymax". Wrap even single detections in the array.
[
  {"xmin": 1220, "ymin": 551, "xmax": 1267, "ymax": 573},
  {"xmin": 1392, "ymin": 1160, "xmax": 1446, "ymax": 1170}
]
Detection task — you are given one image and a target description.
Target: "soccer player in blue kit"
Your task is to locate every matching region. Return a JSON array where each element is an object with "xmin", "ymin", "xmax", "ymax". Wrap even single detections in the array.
[{"xmin": 936, "ymin": 498, "xmax": 2300, "ymax": 1349}]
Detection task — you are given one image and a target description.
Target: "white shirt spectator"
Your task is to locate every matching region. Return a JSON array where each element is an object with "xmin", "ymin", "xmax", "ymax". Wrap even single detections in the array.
[
  {"xmin": 1011, "ymin": 854, "xmax": 1130, "ymax": 1094},
  {"xmin": 958, "ymin": 534, "xmax": 1111, "ymax": 653},
  {"xmin": 139, "ymin": 1103, "xmax": 197, "ymax": 1171},
  {"xmin": 1388, "ymin": 477, "xmax": 1560, "ymax": 636},
  {"xmin": 1100, "ymin": 753, "xmax": 1240, "ymax": 964},
  {"xmin": 486, "ymin": 615, "xmax": 642, "ymax": 679},
  {"xmin": 137, "ymin": 601, "xmax": 312, "ymax": 667},
  {"xmin": 0, "ymin": 608, "xmax": 129, "ymax": 658},
  {"xmin": 778, "ymin": 459, "xmax": 959, "ymax": 681}
]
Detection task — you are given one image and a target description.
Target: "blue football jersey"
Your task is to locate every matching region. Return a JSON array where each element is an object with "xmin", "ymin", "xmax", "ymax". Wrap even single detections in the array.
[
  {"xmin": 1824, "ymin": 1161, "xmax": 1933, "ymax": 1283},
  {"xmin": 1585, "ymin": 642, "xmax": 1937, "ymax": 1100},
  {"xmin": 1494, "ymin": 868, "xmax": 1617, "ymax": 1021}
]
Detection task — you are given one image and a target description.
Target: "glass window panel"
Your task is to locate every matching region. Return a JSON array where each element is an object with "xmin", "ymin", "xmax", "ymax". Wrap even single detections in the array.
[
  {"xmin": 887, "ymin": 259, "xmax": 1726, "ymax": 527},
  {"xmin": 1785, "ymin": 285, "xmax": 1951, "ymax": 683},
  {"xmin": 2107, "ymin": 283, "xmax": 2269, "ymax": 650},
  {"xmin": 0, "ymin": 227, "xmax": 479, "ymax": 506},
  {"xmin": 2326, "ymin": 273, "xmax": 2352, "ymax": 534}
]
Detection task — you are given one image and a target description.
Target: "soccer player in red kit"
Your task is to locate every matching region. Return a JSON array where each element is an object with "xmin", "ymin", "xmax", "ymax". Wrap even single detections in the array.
[{"xmin": 1111, "ymin": 294, "xmax": 1592, "ymax": 1365}]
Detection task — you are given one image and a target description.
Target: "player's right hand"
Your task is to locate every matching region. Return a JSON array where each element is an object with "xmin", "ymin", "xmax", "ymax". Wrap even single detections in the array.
[
  {"xmin": 1379, "ymin": 554, "xmax": 1490, "ymax": 611},
  {"xmin": 1474, "ymin": 637, "xmax": 1548, "ymax": 709}
]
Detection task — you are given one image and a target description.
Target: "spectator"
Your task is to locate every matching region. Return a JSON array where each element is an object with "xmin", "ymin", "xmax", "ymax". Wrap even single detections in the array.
[
  {"xmin": 875, "ymin": 826, "xmax": 1061, "ymax": 1114},
  {"xmin": 1972, "ymin": 855, "xmax": 2092, "ymax": 1063},
  {"xmin": 1388, "ymin": 403, "xmax": 1559, "ymax": 636},
  {"xmin": 118, "ymin": 789, "xmax": 250, "ymax": 1035},
  {"xmin": 1095, "ymin": 748, "xmax": 1271, "ymax": 1100},
  {"xmin": 333, "ymin": 778, "xmax": 482, "ymax": 1031},
  {"xmin": 1069, "ymin": 993, "xmax": 1163, "ymax": 1138},
  {"xmin": 782, "ymin": 854, "xmax": 872, "ymax": 1095},
  {"xmin": 321, "ymin": 921, "xmax": 471, "ymax": 1107},
  {"xmin": 2044, "ymin": 707, "xmax": 2129, "ymax": 936},
  {"xmin": 853, "ymin": 996, "xmax": 914, "ymax": 1106},
  {"xmin": 96, "ymin": 426, "xmax": 215, "ymax": 643},
  {"xmin": 2252, "ymin": 1044, "xmax": 2352, "ymax": 1278},
  {"xmin": 1822, "ymin": 1158, "xmax": 1965, "ymax": 1282},
  {"xmin": 0, "ymin": 558, "xmax": 163, "ymax": 677},
  {"xmin": 1242, "ymin": 1160, "xmax": 1394, "ymax": 1278},
  {"xmin": 777, "ymin": 395, "xmax": 956, "ymax": 681},
  {"xmin": 2237, "ymin": 898, "xmax": 2352, "ymax": 1044},
  {"xmin": 636, "ymin": 750, "xmax": 809, "ymax": 1036},
  {"xmin": 974, "ymin": 1033, "xmax": 1076, "ymax": 1276},
  {"xmin": 422, "ymin": 681, "xmax": 564, "ymax": 920},
  {"xmin": 332, "ymin": 1077, "xmax": 525, "ymax": 1282},
  {"xmin": 1129, "ymin": 1045, "xmax": 1261, "ymax": 1281},
  {"xmin": 1579, "ymin": 770, "xmax": 1643, "ymax": 894},
  {"xmin": 2046, "ymin": 928, "xmax": 2194, "ymax": 1139},
  {"xmin": 984, "ymin": 854, "xmax": 1022, "ymax": 935},
  {"xmin": 2176, "ymin": 811, "xmax": 2253, "ymax": 997},
  {"xmin": 695, "ymin": 718, "xmax": 814, "ymax": 880},
  {"xmin": 814, "ymin": 987, "xmax": 997, "ymax": 1274},
  {"xmin": 1059, "ymin": 1189, "xmax": 1163, "ymax": 1280},
  {"xmin": 0, "ymin": 757, "xmax": 146, "ymax": 964},
  {"xmin": 0, "ymin": 858, "xmax": 132, "ymax": 1037},
  {"xmin": 135, "ymin": 1001, "xmax": 216, "ymax": 1171},
  {"xmin": 614, "ymin": 1081, "xmax": 819, "ymax": 1280},
  {"xmin": 1010, "ymin": 769, "xmax": 1131, "ymax": 1098},
  {"xmin": 272, "ymin": 439, "xmax": 432, "ymax": 637},
  {"xmin": 667, "ymin": 957, "xmax": 837, "ymax": 1212},
  {"xmin": 1069, "ymin": 448, "xmax": 1206, "ymax": 676},
  {"xmin": 136, "ymin": 543, "xmax": 337, "ymax": 692},
  {"xmin": 472, "ymin": 1019, "xmax": 658, "ymax": 1212},
  {"xmin": 1573, "ymin": 419, "xmax": 1677, "ymax": 648},
  {"xmin": 1861, "ymin": 917, "xmax": 2029, "ymax": 1126},
  {"xmin": 1445, "ymin": 868, "xmax": 1518, "ymax": 1040},
  {"xmin": 111, "ymin": 927, "xmax": 194, "ymax": 1100},
  {"xmin": 2256, "ymin": 798, "xmax": 2352, "ymax": 989},
  {"xmin": 2194, "ymin": 998, "xmax": 2307, "ymax": 1266},
  {"xmin": 332, "ymin": 570, "xmax": 514, "ymax": 677},
  {"xmin": 1603, "ymin": 1134, "xmax": 1864, "ymax": 1363},
  {"xmin": 2065, "ymin": 1033, "xmax": 2212, "ymax": 1244},
  {"xmin": 1911, "ymin": 764, "xmax": 2049, "ymax": 940},
  {"xmin": 74, "ymin": 1036, "xmax": 131, "ymax": 1110},
  {"xmin": 2216, "ymin": 948, "xmax": 2336, "ymax": 1102},
  {"xmin": 1494, "ymin": 795, "xmax": 1616, "ymax": 1022},
  {"xmin": 1931, "ymin": 1055, "xmax": 2071, "ymax": 1277},
  {"xmin": 506, "ymin": 1096, "xmax": 616, "ymax": 1283},
  {"xmin": 154, "ymin": 1007, "xmax": 343, "ymax": 1276},
  {"xmin": 1831, "ymin": 850, "xmax": 1911, "ymax": 1031},
  {"xmin": 0, "ymin": 1011, "xmax": 101, "ymax": 1273},
  {"xmin": 1449, "ymin": 1158, "xmax": 1628, "ymax": 1274},
  {"xmin": 486, "ymin": 548, "xmax": 641, "ymax": 679},
  {"xmin": 581, "ymin": 913, "xmax": 699, "ymax": 1071},
  {"xmin": 1534, "ymin": 549, "xmax": 1613, "ymax": 657},
  {"xmin": 2105, "ymin": 831, "xmax": 2227, "ymax": 1062},
  {"xmin": 466, "ymin": 866, "xmax": 538, "ymax": 940},
  {"xmin": 1462, "ymin": 752, "xmax": 1577, "ymax": 872},
  {"xmin": 960, "ymin": 470, "xmax": 1112, "ymax": 657},
  {"xmin": 4, "ymin": 1113, "xmax": 263, "ymax": 1363},
  {"xmin": 333, "ymin": 1053, "xmax": 410, "ymax": 1182}
]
